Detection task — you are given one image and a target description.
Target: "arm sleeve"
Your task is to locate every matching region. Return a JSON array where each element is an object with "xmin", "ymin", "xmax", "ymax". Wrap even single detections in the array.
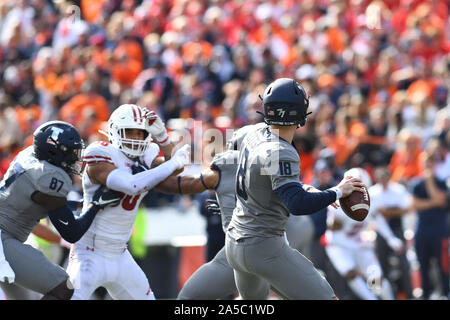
[
  {"xmin": 48, "ymin": 205, "xmax": 99, "ymax": 243},
  {"xmin": 274, "ymin": 182, "xmax": 337, "ymax": 216},
  {"xmin": 106, "ymin": 160, "xmax": 177, "ymax": 195}
]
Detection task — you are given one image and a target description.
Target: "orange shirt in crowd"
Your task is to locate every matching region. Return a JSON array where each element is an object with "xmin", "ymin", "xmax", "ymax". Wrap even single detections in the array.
[
  {"xmin": 81, "ymin": 0, "xmax": 107, "ymax": 23},
  {"xmin": 15, "ymin": 105, "xmax": 42, "ymax": 135},
  {"xmin": 59, "ymin": 93, "xmax": 110, "ymax": 128},
  {"xmin": 181, "ymin": 41, "xmax": 213, "ymax": 66},
  {"xmin": 326, "ymin": 121, "xmax": 367, "ymax": 167},
  {"xmin": 389, "ymin": 149, "xmax": 424, "ymax": 182}
]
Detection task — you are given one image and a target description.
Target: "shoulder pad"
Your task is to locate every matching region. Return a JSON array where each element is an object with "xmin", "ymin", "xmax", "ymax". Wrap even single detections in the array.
[
  {"xmin": 210, "ymin": 150, "xmax": 239, "ymax": 169},
  {"xmin": 83, "ymin": 141, "xmax": 116, "ymax": 164},
  {"xmin": 34, "ymin": 166, "xmax": 72, "ymax": 197}
]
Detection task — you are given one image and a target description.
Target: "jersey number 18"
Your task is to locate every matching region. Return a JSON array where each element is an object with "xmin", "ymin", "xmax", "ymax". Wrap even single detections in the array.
[{"xmin": 236, "ymin": 148, "xmax": 249, "ymax": 201}]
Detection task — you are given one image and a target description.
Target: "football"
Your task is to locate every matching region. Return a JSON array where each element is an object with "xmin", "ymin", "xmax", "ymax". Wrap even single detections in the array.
[{"xmin": 339, "ymin": 186, "xmax": 370, "ymax": 221}]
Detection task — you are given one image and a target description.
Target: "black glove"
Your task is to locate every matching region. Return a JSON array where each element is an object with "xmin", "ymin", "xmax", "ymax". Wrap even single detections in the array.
[
  {"xmin": 91, "ymin": 186, "xmax": 123, "ymax": 209},
  {"xmin": 205, "ymin": 199, "xmax": 221, "ymax": 215},
  {"xmin": 131, "ymin": 160, "xmax": 150, "ymax": 175}
]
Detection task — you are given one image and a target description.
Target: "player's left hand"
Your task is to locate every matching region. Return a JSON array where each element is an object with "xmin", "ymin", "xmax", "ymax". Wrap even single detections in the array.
[
  {"xmin": 205, "ymin": 199, "xmax": 221, "ymax": 215},
  {"xmin": 91, "ymin": 186, "xmax": 123, "ymax": 210},
  {"xmin": 0, "ymin": 260, "xmax": 15, "ymax": 284},
  {"xmin": 131, "ymin": 160, "xmax": 149, "ymax": 175},
  {"xmin": 143, "ymin": 109, "xmax": 169, "ymax": 145}
]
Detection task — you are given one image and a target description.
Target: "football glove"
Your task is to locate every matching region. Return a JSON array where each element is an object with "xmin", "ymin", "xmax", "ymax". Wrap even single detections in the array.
[
  {"xmin": 143, "ymin": 109, "xmax": 170, "ymax": 145},
  {"xmin": 169, "ymin": 144, "xmax": 191, "ymax": 169},
  {"xmin": 205, "ymin": 199, "xmax": 221, "ymax": 215},
  {"xmin": 91, "ymin": 185, "xmax": 123, "ymax": 210},
  {"xmin": 131, "ymin": 160, "xmax": 150, "ymax": 175}
]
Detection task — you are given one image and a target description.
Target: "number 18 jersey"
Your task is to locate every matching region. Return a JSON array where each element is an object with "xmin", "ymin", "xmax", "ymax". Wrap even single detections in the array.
[
  {"xmin": 227, "ymin": 125, "xmax": 301, "ymax": 240},
  {"xmin": 78, "ymin": 141, "xmax": 159, "ymax": 254}
]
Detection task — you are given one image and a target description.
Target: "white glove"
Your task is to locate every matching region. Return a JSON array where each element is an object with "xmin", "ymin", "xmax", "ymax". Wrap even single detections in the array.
[
  {"xmin": 0, "ymin": 260, "xmax": 15, "ymax": 284},
  {"xmin": 387, "ymin": 237, "xmax": 404, "ymax": 253},
  {"xmin": 169, "ymin": 144, "xmax": 191, "ymax": 169},
  {"xmin": 143, "ymin": 109, "xmax": 170, "ymax": 146}
]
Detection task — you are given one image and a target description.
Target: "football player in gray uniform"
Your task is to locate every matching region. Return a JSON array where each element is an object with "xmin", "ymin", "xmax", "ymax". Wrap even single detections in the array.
[
  {"xmin": 153, "ymin": 122, "xmax": 337, "ymax": 300},
  {"xmin": 0, "ymin": 121, "xmax": 121, "ymax": 300},
  {"xmin": 225, "ymin": 78, "xmax": 366, "ymax": 300}
]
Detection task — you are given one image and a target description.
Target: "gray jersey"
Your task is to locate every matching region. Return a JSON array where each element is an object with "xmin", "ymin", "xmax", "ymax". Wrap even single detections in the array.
[
  {"xmin": 228, "ymin": 125, "xmax": 301, "ymax": 239},
  {"xmin": 210, "ymin": 150, "xmax": 239, "ymax": 233},
  {"xmin": 0, "ymin": 146, "xmax": 72, "ymax": 242}
]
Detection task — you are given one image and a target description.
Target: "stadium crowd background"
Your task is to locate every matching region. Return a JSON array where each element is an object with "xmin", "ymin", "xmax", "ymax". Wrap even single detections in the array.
[{"xmin": 0, "ymin": 0, "xmax": 449, "ymax": 299}]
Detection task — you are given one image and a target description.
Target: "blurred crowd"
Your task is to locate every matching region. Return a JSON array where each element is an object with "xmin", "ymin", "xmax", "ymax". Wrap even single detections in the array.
[{"xmin": 0, "ymin": 0, "xmax": 449, "ymax": 299}]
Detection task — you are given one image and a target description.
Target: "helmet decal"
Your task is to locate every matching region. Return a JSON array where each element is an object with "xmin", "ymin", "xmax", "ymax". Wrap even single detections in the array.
[{"xmin": 33, "ymin": 121, "xmax": 85, "ymax": 175}]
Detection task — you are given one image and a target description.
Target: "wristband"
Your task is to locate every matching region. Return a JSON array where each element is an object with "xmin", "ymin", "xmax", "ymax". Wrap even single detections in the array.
[
  {"xmin": 200, "ymin": 173, "xmax": 210, "ymax": 190},
  {"xmin": 330, "ymin": 187, "xmax": 342, "ymax": 200},
  {"xmin": 157, "ymin": 135, "xmax": 171, "ymax": 146}
]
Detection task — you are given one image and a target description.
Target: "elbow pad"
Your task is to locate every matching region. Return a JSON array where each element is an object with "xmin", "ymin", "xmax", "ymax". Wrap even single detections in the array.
[{"xmin": 106, "ymin": 160, "xmax": 177, "ymax": 195}]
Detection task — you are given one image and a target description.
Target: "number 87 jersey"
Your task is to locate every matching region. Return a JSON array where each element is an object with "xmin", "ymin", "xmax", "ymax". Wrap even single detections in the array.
[{"xmin": 78, "ymin": 140, "xmax": 159, "ymax": 254}]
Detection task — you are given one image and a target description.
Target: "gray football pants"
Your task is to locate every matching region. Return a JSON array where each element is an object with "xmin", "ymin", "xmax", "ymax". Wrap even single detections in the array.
[
  {"xmin": 225, "ymin": 234, "xmax": 336, "ymax": 300},
  {"xmin": 285, "ymin": 215, "xmax": 314, "ymax": 257},
  {"xmin": 0, "ymin": 230, "xmax": 68, "ymax": 296},
  {"xmin": 177, "ymin": 247, "xmax": 236, "ymax": 300}
]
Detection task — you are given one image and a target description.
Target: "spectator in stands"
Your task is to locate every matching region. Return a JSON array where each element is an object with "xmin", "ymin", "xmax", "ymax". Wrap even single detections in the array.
[{"xmin": 411, "ymin": 146, "xmax": 449, "ymax": 299}]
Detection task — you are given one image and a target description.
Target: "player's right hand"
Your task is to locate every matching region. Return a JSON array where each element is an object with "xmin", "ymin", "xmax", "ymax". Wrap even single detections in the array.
[
  {"xmin": 0, "ymin": 260, "xmax": 15, "ymax": 284},
  {"xmin": 91, "ymin": 185, "xmax": 123, "ymax": 210},
  {"xmin": 143, "ymin": 109, "xmax": 169, "ymax": 144},
  {"xmin": 170, "ymin": 144, "xmax": 191, "ymax": 169},
  {"xmin": 336, "ymin": 176, "xmax": 366, "ymax": 198}
]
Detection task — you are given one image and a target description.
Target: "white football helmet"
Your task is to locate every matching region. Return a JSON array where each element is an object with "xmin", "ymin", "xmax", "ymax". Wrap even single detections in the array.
[
  {"xmin": 344, "ymin": 167, "xmax": 372, "ymax": 187},
  {"xmin": 108, "ymin": 104, "xmax": 151, "ymax": 158}
]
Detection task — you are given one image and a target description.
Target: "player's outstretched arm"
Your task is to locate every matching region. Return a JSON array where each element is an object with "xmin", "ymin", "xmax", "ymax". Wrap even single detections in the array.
[
  {"xmin": 87, "ymin": 145, "xmax": 191, "ymax": 196},
  {"xmin": 304, "ymin": 185, "xmax": 340, "ymax": 209},
  {"xmin": 151, "ymin": 157, "xmax": 183, "ymax": 176},
  {"xmin": 275, "ymin": 178, "xmax": 365, "ymax": 216},
  {"xmin": 155, "ymin": 167, "xmax": 219, "ymax": 195},
  {"xmin": 32, "ymin": 186, "xmax": 122, "ymax": 243}
]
